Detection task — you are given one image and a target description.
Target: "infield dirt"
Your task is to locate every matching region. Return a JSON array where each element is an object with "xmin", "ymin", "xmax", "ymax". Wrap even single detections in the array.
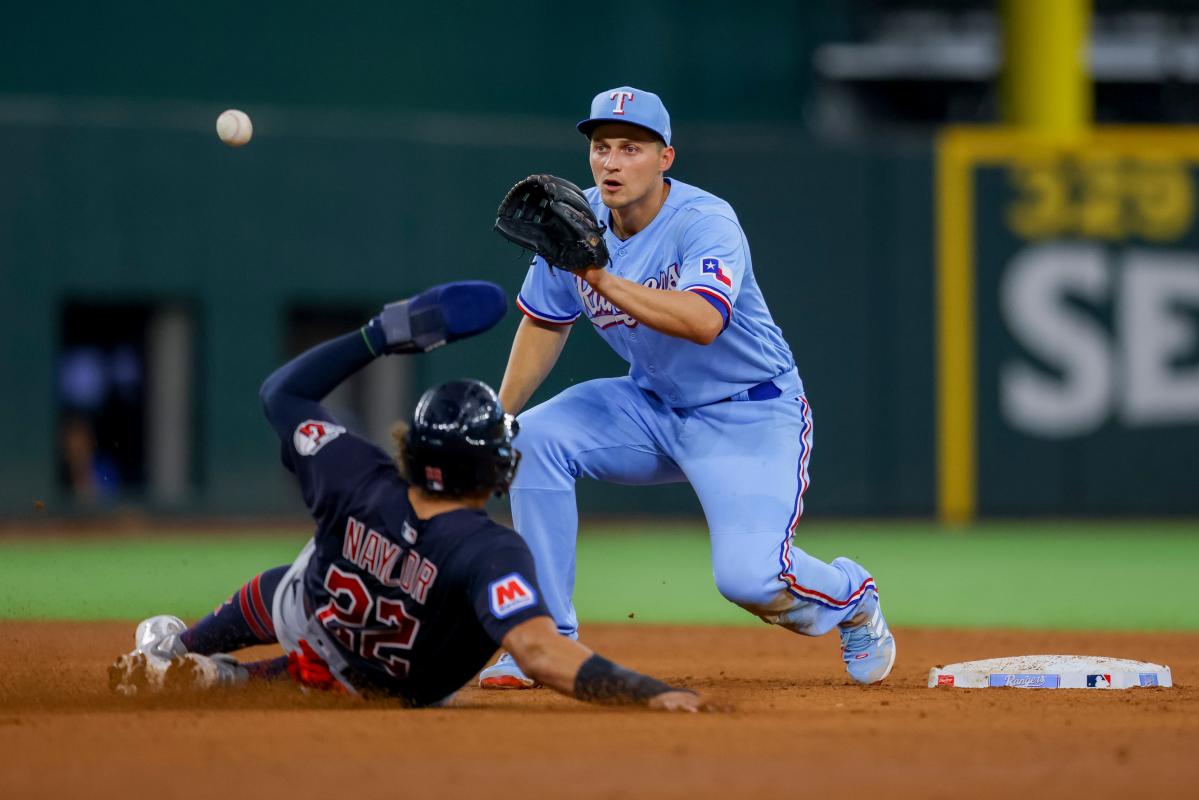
[{"xmin": 1, "ymin": 621, "xmax": 1195, "ymax": 799}]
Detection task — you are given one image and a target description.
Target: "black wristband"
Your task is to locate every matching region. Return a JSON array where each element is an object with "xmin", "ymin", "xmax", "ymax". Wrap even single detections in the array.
[{"xmin": 573, "ymin": 654, "xmax": 680, "ymax": 705}]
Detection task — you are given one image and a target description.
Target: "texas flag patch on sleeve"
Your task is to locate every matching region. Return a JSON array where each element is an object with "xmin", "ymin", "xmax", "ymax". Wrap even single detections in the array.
[
  {"xmin": 489, "ymin": 573, "xmax": 538, "ymax": 618},
  {"xmin": 701, "ymin": 257, "xmax": 733, "ymax": 288},
  {"xmin": 293, "ymin": 419, "xmax": 347, "ymax": 456}
]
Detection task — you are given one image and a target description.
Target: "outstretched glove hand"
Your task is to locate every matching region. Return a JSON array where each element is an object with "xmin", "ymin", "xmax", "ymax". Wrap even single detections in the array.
[
  {"xmin": 494, "ymin": 174, "xmax": 610, "ymax": 272},
  {"xmin": 369, "ymin": 281, "xmax": 508, "ymax": 355}
]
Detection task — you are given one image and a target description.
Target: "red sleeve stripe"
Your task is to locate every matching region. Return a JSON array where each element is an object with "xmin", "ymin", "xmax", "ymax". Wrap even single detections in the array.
[
  {"xmin": 684, "ymin": 286, "xmax": 733, "ymax": 326},
  {"xmin": 516, "ymin": 295, "xmax": 579, "ymax": 326},
  {"xmin": 683, "ymin": 285, "xmax": 732, "ymax": 312}
]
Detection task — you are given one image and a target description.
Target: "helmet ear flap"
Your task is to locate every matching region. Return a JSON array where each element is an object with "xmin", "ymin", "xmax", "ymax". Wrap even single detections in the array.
[
  {"xmin": 401, "ymin": 421, "xmax": 445, "ymax": 494},
  {"xmin": 494, "ymin": 448, "xmax": 522, "ymax": 497},
  {"xmin": 490, "ymin": 414, "xmax": 521, "ymax": 497}
]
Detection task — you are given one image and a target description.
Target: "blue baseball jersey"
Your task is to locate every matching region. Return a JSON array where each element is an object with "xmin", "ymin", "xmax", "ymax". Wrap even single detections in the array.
[
  {"xmin": 516, "ymin": 178, "xmax": 798, "ymax": 407},
  {"xmin": 280, "ymin": 416, "xmax": 548, "ymax": 706}
]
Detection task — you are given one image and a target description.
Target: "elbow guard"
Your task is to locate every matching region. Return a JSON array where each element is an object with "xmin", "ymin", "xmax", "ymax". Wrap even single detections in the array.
[{"xmin": 374, "ymin": 281, "xmax": 508, "ymax": 354}]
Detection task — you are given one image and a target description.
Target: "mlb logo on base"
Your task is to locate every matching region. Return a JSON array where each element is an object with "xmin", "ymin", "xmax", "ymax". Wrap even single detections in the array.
[
  {"xmin": 489, "ymin": 573, "xmax": 537, "ymax": 618},
  {"xmin": 1087, "ymin": 674, "xmax": 1113, "ymax": 688}
]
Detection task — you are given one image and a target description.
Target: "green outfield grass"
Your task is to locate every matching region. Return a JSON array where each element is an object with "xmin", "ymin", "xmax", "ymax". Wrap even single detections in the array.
[{"xmin": 1, "ymin": 520, "xmax": 1196, "ymax": 631}]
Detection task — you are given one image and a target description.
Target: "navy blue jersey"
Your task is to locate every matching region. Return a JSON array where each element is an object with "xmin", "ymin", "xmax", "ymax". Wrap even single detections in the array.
[{"xmin": 280, "ymin": 415, "xmax": 548, "ymax": 706}]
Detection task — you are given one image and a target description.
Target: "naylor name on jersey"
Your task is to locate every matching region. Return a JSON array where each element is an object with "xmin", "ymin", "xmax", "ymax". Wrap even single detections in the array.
[
  {"xmin": 343, "ymin": 516, "xmax": 439, "ymax": 605},
  {"xmin": 575, "ymin": 263, "xmax": 680, "ymax": 328}
]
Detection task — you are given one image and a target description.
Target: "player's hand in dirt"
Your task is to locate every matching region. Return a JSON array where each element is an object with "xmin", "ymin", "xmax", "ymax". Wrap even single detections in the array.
[{"xmin": 648, "ymin": 690, "xmax": 700, "ymax": 711}]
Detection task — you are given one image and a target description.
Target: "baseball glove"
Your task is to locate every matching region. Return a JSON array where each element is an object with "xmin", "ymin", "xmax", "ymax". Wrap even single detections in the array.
[{"xmin": 494, "ymin": 174, "xmax": 610, "ymax": 271}]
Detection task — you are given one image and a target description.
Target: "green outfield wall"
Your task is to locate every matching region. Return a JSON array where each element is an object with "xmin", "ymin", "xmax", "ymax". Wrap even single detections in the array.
[
  {"xmin": 5, "ymin": 4, "xmax": 1199, "ymax": 520},
  {"xmin": 9, "ymin": 113, "xmax": 1199, "ymax": 520},
  {"xmin": 0, "ymin": 106, "xmax": 935, "ymax": 517}
]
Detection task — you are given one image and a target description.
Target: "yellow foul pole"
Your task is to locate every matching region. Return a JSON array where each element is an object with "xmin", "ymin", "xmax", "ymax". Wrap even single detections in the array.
[
  {"xmin": 937, "ymin": 0, "xmax": 1093, "ymax": 523},
  {"xmin": 1000, "ymin": 0, "xmax": 1092, "ymax": 134}
]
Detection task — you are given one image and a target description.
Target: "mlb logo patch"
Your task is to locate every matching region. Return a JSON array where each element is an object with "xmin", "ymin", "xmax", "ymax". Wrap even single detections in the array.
[
  {"xmin": 293, "ymin": 419, "xmax": 347, "ymax": 456},
  {"xmin": 1086, "ymin": 674, "xmax": 1112, "ymax": 688},
  {"xmin": 489, "ymin": 573, "xmax": 537, "ymax": 618},
  {"xmin": 701, "ymin": 257, "xmax": 732, "ymax": 288}
]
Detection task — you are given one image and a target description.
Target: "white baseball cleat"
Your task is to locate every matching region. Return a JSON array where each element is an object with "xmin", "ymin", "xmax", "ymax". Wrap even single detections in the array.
[
  {"xmin": 838, "ymin": 592, "xmax": 897, "ymax": 685},
  {"xmin": 478, "ymin": 651, "xmax": 539, "ymax": 689},
  {"xmin": 164, "ymin": 653, "xmax": 249, "ymax": 691},
  {"xmin": 108, "ymin": 614, "xmax": 188, "ymax": 696}
]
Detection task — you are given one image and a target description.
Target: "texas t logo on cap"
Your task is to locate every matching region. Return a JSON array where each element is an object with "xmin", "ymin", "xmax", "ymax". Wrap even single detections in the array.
[
  {"xmin": 578, "ymin": 85, "xmax": 672, "ymax": 145},
  {"xmin": 610, "ymin": 90, "xmax": 635, "ymax": 114}
]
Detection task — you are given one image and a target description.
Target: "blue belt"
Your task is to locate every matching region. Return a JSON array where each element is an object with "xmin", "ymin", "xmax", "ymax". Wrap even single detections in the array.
[
  {"xmin": 720, "ymin": 379, "xmax": 782, "ymax": 403},
  {"xmin": 644, "ymin": 378, "xmax": 783, "ymax": 408}
]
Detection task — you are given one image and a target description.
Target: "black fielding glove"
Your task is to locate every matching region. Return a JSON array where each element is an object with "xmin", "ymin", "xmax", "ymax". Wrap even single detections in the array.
[{"xmin": 494, "ymin": 174, "xmax": 610, "ymax": 272}]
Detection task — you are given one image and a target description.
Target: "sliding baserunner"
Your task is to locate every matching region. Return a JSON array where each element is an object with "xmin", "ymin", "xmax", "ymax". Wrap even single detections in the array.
[{"xmin": 110, "ymin": 281, "xmax": 703, "ymax": 711}]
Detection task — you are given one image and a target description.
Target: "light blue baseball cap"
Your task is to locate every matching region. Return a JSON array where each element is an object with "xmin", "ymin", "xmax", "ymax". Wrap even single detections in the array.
[{"xmin": 577, "ymin": 86, "xmax": 672, "ymax": 146}]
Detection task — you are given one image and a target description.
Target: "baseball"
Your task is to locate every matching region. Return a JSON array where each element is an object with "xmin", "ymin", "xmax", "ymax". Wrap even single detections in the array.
[{"xmin": 216, "ymin": 109, "xmax": 253, "ymax": 147}]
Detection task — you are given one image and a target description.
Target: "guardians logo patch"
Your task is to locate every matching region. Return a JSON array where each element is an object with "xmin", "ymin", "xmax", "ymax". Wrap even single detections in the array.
[{"xmin": 293, "ymin": 420, "xmax": 347, "ymax": 456}]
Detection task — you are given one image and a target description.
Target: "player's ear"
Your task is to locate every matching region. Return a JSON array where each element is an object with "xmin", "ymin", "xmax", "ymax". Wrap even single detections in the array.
[{"xmin": 660, "ymin": 145, "xmax": 675, "ymax": 173}]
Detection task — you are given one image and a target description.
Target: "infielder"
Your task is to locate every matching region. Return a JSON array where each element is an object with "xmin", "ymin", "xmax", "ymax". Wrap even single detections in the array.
[
  {"xmin": 482, "ymin": 86, "xmax": 896, "ymax": 688},
  {"xmin": 109, "ymin": 281, "xmax": 703, "ymax": 711}
]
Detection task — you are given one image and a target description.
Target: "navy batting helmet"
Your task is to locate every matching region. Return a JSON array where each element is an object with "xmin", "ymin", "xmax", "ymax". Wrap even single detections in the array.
[{"xmin": 403, "ymin": 379, "xmax": 520, "ymax": 496}]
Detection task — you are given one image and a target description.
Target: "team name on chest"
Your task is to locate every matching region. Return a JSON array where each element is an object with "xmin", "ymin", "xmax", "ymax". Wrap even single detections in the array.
[
  {"xmin": 342, "ymin": 516, "xmax": 438, "ymax": 604},
  {"xmin": 575, "ymin": 262, "xmax": 680, "ymax": 329}
]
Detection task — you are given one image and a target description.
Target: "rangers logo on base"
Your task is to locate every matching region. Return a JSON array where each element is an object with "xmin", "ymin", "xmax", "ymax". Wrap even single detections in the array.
[
  {"xmin": 293, "ymin": 420, "xmax": 346, "ymax": 456},
  {"xmin": 489, "ymin": 573, "xmax": 537, "ymax": 618}
]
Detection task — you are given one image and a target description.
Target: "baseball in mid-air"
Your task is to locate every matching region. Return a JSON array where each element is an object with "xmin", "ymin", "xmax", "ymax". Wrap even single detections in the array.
[{"xmin": 216, "ymin": 109, "xmax": 253, "ymax": 147}]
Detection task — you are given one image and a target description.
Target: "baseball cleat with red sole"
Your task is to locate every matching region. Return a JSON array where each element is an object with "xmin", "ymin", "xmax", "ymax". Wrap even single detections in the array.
[{"xmin": 478, "ymin": 652, "xmax": 539, "ymax": 689}]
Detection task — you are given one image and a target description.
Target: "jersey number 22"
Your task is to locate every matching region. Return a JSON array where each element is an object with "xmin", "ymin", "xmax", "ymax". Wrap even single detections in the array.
[{"xmin": 315, "ymin": 565, "xmax": 420, "ymax": 678}]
